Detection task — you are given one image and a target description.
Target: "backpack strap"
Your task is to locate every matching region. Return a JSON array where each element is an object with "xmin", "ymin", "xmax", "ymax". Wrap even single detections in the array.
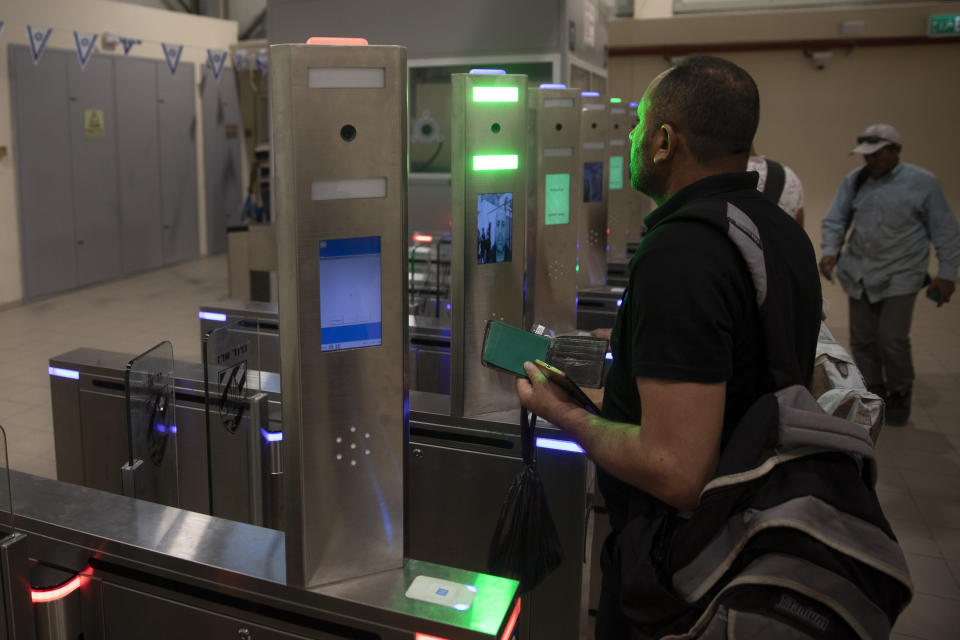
[
  {"xmin": 762, "ymin": 159, "xmax": 786, "ymax": 205},
  {"xmin": 852, "ymin": 166, "xmax": 870, "ymax": 197}
]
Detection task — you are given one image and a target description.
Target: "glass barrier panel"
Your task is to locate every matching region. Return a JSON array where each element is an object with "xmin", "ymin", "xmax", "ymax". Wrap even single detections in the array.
[
  {"xmin": 124, "ymin": 341, "xmax": 178, "ymax": 506},
  {"xmin": 202, "ymin": 321, "xmax": 264, "ymax": 524},
  {"xmin": 0, "ymin": 425, "xmax": 12, "ymax": 534}
]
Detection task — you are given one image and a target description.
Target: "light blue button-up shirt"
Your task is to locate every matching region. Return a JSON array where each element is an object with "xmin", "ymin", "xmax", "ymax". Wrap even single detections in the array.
[{"xmin": 821, "ymin": 161, "xmax": 960, "ymax": 301}]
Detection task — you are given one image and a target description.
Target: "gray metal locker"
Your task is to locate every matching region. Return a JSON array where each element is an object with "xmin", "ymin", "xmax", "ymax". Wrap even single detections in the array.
[
  {"xmin": 9, "ymin": 46, "xmax": 77, "ymax": 299},
  {"xmin": 201, "ymin": 66, "xmax": 243, "ymax": 255},
  {"xmin": 114, "ymin": 56, "xmax": 164, "ymax": 275},
  {"xmin": 157, "ymin": 61, "xmax": 199, "ymax": 265},
  {"xmin": 67, "ymin": 53, "xmax": 122, "ymax": 286}
]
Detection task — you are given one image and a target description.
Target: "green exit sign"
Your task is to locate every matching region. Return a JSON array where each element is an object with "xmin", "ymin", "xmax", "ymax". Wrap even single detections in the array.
[{"xmin": 928, "ymin": 14, "xmax": 960, "ymax": 37}]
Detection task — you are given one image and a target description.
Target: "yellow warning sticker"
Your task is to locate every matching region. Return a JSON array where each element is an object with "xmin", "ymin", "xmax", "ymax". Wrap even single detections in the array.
[{"xmin": 84, "ymin": 109, "xmax": 105, "ymax": 139}]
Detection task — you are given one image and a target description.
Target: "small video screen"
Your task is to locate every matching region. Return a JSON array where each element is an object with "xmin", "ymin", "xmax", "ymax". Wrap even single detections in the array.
[
  {"xmin": 318, "ymin": 236, "xmax": 382, "ymax": 352},
  {"xmin": 477, "ymin": 192, "xmax": 513, "ymax": 264},
  {"xmin": 584, "ymin": 161, "xmax": 603, "ymax": 203}
]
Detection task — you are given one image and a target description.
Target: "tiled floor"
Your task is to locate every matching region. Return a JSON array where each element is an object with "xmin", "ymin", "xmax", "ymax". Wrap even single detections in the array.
[{"xmin": 0, "ymin": 253, "xmax": 958, "ymax": 638}]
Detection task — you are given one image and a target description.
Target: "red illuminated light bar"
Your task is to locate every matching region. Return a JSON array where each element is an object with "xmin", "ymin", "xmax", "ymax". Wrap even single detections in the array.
[
  {"xmin": 500, "ymin": 597, "xmax": 521, "ymax": 640},
  {"xmin": 30, "ymin": 567, "xmax": 92, "ymax": 604},
  {"xmin": 306, "ymin": 37, "xmax": 369, "ymax": 46},
  {"xmin": 413, "ymin": 234, "xmax": 434, "ymax": 243}
]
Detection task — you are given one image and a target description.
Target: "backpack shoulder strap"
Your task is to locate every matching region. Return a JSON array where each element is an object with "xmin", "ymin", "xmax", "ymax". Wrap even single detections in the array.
[
  {"xmin": 762, "ymin": 159, "xmax": 786, "ymax": 204},
  {"xmin": 852, "ymin": 165, "xmax": 870, "ymax": 197}
]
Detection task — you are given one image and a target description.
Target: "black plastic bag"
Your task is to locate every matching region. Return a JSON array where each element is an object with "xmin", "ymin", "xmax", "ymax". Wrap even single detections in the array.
[{"xmin": 486, "ymin": 408, "xmax": 564, "ymax": 593}]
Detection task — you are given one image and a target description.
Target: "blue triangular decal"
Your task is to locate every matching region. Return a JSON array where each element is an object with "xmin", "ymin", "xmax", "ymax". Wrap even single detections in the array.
[
  {"xmin": 73, "ymin": 31, "xmax": 98, "ymax": 69},
  {"xmin": 161, "ymin": 43, "xmax": 184, "ymax": 75},
  {"xmin": 27, "ymin": 26, "xmax": 53, "ymax": 64}
]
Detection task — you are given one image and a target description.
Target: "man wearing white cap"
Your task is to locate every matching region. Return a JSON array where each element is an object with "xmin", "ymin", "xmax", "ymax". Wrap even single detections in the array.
[{"xmin": 820, "ymin": 124, "xmax": 960, "ymax": 425}]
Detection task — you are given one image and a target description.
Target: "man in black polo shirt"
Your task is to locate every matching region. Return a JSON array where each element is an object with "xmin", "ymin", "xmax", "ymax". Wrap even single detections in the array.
[{"xmin": 516, "ymin": 57, "xmax": 821, "ymax": 637}]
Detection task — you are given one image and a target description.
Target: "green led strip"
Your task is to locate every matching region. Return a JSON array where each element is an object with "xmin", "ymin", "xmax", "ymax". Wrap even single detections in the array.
[
  {"xmin": 472, "ymin": 154, "xmax": 519, "ymax": 171},
  {"xmin": 610, "ymin": 97, "xmax": 622, "ymax": 103},
  {"xmin": 473, "ymin": 86, "xmax": 519, "ymax": 103}
]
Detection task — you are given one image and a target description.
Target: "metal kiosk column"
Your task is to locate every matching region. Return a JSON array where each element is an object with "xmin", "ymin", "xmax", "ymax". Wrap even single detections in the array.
[
  {"xmin": 273, "ymin": 38, "xmax": 408, "ymax": 588},
  {"xmin": 526, "ymin": 83, "xmax": 582, "ymax": 334},
  {"xmin": 272, "ymin": 41, "xmax": 520, "ymax": 639},
  {"xmin": 576, "ymin": 91, "xmax": 609, "ymax": 289},
  {"xmin": 606, "ymin": 98, "xmax": 651, "ymax": 268},
  {"xmin": 450, "ymin": 70, "xmax": 528, "ymax": 418}
]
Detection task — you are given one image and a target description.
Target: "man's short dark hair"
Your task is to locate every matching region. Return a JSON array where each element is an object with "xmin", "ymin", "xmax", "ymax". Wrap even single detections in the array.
[{"xmin": 650, "ymin": 56, "xmax": 759, "ymax": 165}]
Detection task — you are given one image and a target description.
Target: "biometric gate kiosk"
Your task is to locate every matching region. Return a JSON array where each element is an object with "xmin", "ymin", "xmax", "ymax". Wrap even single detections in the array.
[
  {"xmin": 575, "ymin": 91, "xmax": 609, "ymax": 290},
  {"xmin": 450, "ymin": 70, "xmax": 529, "ymax": 418},
  {"xmin": 606, "ymin": 99, "xmax": 651, "ymax": 268},
  {"xmin": 525, "ymin": 84, "xmax": 582, "ymax": 335},
  {"xmin": 271, "ymin": 42, "xmax": 521, "ymax": 637}
]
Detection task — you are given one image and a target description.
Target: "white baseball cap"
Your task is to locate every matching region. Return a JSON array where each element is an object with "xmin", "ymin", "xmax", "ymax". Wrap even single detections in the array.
[{"xmin": 851, "ymin": 123, "xmax": 901, "ymax": 155}]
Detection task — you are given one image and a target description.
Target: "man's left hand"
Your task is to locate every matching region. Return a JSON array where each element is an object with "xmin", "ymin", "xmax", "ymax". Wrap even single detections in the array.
[
  {"xmin": 516, "ymin": 361, "xmax": 584, "ymax": 428},
  {"xmin": 928, "ymin": 278, "xmax": 955, "ymax": 306}
]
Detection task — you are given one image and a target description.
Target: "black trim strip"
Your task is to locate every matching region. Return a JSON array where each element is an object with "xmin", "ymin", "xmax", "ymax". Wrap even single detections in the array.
[{"xmin": 410, "ymin": 426, "xmax": 514, "ymax": 450}]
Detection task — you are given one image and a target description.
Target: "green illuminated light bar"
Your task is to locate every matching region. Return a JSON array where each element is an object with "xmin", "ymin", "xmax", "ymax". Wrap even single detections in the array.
[
  {"xmin": 610, "ymin": 97, "xmax": 622, "ymax": 103},
  {"xmin": 473, "ymin": 154, "xmax": 519, "ymax": 171},
  {"xmin": 472, "ymin": 86, "xmax": 519, "ymax": 103}
]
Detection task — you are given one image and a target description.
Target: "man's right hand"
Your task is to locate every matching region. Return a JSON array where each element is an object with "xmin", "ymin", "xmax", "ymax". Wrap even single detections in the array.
[{"xmin": 819, "ymin": 255, "xmax": 837, "ymax": 282}]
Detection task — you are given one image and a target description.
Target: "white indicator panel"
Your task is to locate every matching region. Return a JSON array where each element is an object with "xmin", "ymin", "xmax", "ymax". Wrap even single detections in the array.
[
  {"xmin": 308, "ymin": 67, "xmax": 386, "ymax": 88},
  {"xmin": 318, "ymin": 237, "xmax": 382, "ymax": 352}
]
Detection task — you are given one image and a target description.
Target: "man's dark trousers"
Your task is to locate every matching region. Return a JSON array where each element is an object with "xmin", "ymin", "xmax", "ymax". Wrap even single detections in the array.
[{"xmin": 848, "ymin": 291, "xmax": 918, "ymax": 396}]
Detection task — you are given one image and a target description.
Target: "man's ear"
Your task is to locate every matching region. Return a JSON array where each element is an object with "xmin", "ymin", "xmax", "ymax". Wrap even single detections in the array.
[{"xmin": 652, "ymin": 123, "xmax": 676, "ymax": 164}]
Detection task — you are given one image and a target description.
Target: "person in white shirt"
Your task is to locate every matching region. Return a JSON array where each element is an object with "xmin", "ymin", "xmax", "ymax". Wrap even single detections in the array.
[{"xmin": 747, "ymin": 146, "xmax": 805, "ymax": 227}]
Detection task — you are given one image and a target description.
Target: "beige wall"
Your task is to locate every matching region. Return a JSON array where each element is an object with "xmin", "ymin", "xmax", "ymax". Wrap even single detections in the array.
[
  {"xmin": 0, "ymin": 0, "xmax": 238, "ymax": 305},
  {"xmin": 608, "ymin": 2, "xmax": 960, "ymax": 266}
]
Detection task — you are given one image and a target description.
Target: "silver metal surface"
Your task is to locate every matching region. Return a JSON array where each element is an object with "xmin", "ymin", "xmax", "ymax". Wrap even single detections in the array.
[
  {"xmin": 577, "ymin": 93, "xmax": 609, "ymax": 289},
  {"xmin": 450, "ymin": 72, "xmax": 528, "ymax": 418},
  {"xmin": 9, "ymin": 471, "xmax": 517, "ymax": 639},
  {"xmin": 273, "ymin": 44, "xmax": 408, "ymax": 588},
  {"xmin": 33, "ymin": 588, "xmax": 82, "ymax": 640},
  {"xmin": 576, "ymin": 285, "xmax": 624, "ymax": 331},
  {"xmin": 527, "ymin": 87, "xmax": 582, "ymax": 334},
  {"xmin": 119, "ymin": 458, "xmax": 142, "ymax": 498},
  {"xmin": 0, "ymin": 533, "xmax": 34, "ymax": 640},
  {"xmin": 606, "ymin": 103, "xmax": 651, "ymax": 262}
]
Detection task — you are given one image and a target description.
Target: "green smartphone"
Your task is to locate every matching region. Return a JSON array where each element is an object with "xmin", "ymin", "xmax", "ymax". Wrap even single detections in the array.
[{"xmin": 481, "ymin": 320, "xmax": 551, "ymax": 377}]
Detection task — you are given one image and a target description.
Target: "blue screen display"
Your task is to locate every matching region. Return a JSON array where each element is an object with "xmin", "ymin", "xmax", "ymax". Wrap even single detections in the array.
[{"xmin": 318, "ymin": 236, "xmax": 382, "ymax": 352}]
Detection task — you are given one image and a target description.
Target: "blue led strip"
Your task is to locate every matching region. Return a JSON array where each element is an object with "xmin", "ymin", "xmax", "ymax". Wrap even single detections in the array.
[
  {"xmin": 198, "ymin": 311, "xmax": 227, "ymax": 322},
  {"xmin": 469, "ymin": 68, "xmax": 506, "ymax": 75},
  {"xmin": 536, "ymin": 437, "xmax": 585, "ymax": 454},
  {"xmin": 539, "ymin": 83, "xmax": 567, "ymax": 89},
  {"xmin": 261, "ymin": 427, "xmax": 283, "ymax": 442},
  {"xmin": 48, "ymin": 367, "xmax": 80, "ymax": 380},
  {"xmin": 581, "ymin": 91, "xmax": 600, "ymax": 97}
]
